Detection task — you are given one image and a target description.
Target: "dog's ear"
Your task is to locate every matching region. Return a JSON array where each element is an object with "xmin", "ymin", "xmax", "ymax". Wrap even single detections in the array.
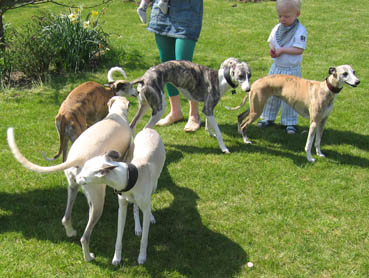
[
  {"xmin": 329, "ymin": 67, "xmax": 337, "ymax": 75},
  {"xmin": 104, "ymin": 81, "xmax": 115, "ymax": 89},
  {"xmin": 107, "ymin": 97, "xmax": 115, "ymax": 109},
  {"xmin": 106, "ymin": 150, "xmax": 121, "ymax": 161},
  {"xmin": 95, "ymin": 165, "xmax": 118, "ymax": 178}
]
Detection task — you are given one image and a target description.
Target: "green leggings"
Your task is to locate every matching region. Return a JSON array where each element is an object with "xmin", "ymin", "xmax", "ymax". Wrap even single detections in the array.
[{"xmin": 155, "ymin": 34, "xmax": 197, "ymax": 97}]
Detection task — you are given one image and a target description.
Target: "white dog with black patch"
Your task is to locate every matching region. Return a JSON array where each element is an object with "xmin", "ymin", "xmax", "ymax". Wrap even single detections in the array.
[{"xmin": 76, "ymin": 128, "xmax": 166, "ymax": 265}]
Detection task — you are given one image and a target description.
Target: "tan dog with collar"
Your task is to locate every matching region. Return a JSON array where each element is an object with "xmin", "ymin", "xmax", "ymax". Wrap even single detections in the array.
[
  {"xmin": 7, "ymin": 96, "xmax": 135, "ymax": 262},
  {"xmin": 43, "ymin": 67, "xmax": 138, "ymax": 162},
  {"xmin": 229, "ymin": 65, "xmax": 360, "ymax": 162}
]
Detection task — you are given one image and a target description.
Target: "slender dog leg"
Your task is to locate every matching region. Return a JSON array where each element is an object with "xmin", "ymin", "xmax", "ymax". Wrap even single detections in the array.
[
  {"xmin": 62, "ymin": 170, "xmax": 80, "ymax": 237},
  {"xmin": 315, "ymin": 118, "xmax": 328, "ymax": 158},
  {"xmin": 112, "ymin": 196, "xmax": 128, "ymax": 265},
  {"xmin": 205, "ymin": 115, "xmax": 230, "ymax": 153},
  {"xmin": 205, "ymin": 118, "xmax": 216, "ymax": 137},
  {"xmin": 133, "ymin": 203, "xmax": 142, "ymax": 236},
  {"xmin": 134, "ymin": 204, "xmax": 155, "ymax": 236},
  {"xmin": 130, "ymin": 94, "xmax": 150, "ymax": 132},
  {"xmin": 80, "ymin": 183, "xmax": 106, "ymax": 262},
  {"xmin": 240, "ymin": 111, "xmax": 260, "ymax": 144},
  {"xmin": 137, "ymin": 204, "xmax": 152, "ymax": 265},
  {"xmin": 144, "ymin": 94, "xmax": 166, "ymax": 129},
  {"xmin": 305, "ymin": 121, "xmax": 318, "ymax": 162}
]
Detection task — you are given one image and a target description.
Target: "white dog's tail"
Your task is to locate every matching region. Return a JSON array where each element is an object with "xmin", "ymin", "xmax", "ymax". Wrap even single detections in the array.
[
  {"xmin": 107, "ymin": 66, "xmax": 127, "ymax": 82},
  {"xmin": 7, "ymin": 127, "xmax": 81, "ymax": 173},
  {"xmin": 224, "ymin": 92, "xmax": 250, "ymax": 111}
]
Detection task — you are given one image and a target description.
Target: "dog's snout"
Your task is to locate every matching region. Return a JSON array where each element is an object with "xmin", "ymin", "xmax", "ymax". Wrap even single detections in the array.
[{"xmin": 355, "ymin": 80, "xmax": 360, "ymax": 86}]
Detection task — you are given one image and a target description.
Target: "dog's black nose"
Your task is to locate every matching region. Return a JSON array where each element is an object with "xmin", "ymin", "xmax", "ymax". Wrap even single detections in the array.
[{"xmin": 356, "ymin": 80, "xmax": 360, "ymax": 86}]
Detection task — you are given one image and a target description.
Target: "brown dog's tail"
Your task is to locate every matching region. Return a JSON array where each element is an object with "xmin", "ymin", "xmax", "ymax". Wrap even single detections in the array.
[
  {"xmin": 7, "ymin": 127, "xmax": 81, "ymax": 173},
  {"xmin": 224, "ymin": 92, "xmax": 250, "ymax": 111},
  {"xmin": 41, "ymin": 115, "xmax": 68, "ymax": 162}
]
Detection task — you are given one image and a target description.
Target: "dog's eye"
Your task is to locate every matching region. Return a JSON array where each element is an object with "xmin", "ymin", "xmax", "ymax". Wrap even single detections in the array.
[{"xmin": 343, "ymin": 72, "xmax": 348, "ymax": 78}]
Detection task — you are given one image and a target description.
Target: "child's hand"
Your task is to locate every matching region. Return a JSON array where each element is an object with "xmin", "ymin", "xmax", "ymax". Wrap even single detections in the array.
[{"xmin": 270, "ymin": 49, "xmax": 277, "ymax": 58}]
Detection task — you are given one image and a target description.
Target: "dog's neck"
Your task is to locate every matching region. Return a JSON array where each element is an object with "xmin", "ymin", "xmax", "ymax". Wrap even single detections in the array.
[
  {"xmin": 325, "ymin": 77, "xmax": 342, "ymax": 94},
  {"xmin": 218, "ymin": 68, "xmax": 236, "ymax": 95},
  {"xmin": 114, "ymin": 163, "xmax": 138, "ymax": 195},
  {"xmin": 223, "ymin": 67, "xmax": 237, "ymax": 89}
]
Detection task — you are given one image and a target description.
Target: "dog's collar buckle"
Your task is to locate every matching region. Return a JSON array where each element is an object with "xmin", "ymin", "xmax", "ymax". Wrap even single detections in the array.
[
  {"xmin": 224, "ymin": 67, "xmax": 237, "ymax": 89},
  {"xmin": 325, "ymin": 78, "xmax": 342, "ymax": 94},
  {"xmin": 114, "ymin": 163, "xmax": 138, "ymax": 195}
]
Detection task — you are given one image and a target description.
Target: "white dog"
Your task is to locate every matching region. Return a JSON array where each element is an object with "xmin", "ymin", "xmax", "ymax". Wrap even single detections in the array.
[
  {"xmin": 7, "ymin": 96, "xmax": 134, "ymax": 262},
  {"xmin": 76, "ymin": 128, "xmax": 166, "ymax": 265}
]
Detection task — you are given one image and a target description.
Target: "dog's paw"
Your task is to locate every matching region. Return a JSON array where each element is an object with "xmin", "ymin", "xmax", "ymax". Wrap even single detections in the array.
[
  {"xmin": 222, "ymin": 148, "xmax": 230, "ymax": 154},
  {"xmin": 138, "ymin": 254, "xmax": 146, "ymax": 265},
  {"xmin": 112, "ymin": 257, "xmax": 121, "ymax": 266},
  {"xmin": 307, "ymin": 157, "xmax": 316, "ymax": 163},
  {"xmin": 150, "ymin": 214, "xmax": 156, "ymax": 224},
  {"xmin": 135, "ymin": 228, "xmax": 142, "ymax": 236},
  {"xmin": 65, "ymin": 228, "xmax": 77, "ymax": 238},
  {"xmin": 85, "ymin": 252, "xmax": 95, "ymax": 262}
]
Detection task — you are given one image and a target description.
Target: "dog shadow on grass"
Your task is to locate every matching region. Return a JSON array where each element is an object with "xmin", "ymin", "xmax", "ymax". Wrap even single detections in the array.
[
  {"xmin": 183, "ymin": 122, "xmax": 369, "ymax": 167},
  {"xmin": 0, "ymin": 150, "xmax": 247, "ymax": 277},
  {"xmin": 112, "ymin": 149, "xmax": 248, "ymax": 277}
]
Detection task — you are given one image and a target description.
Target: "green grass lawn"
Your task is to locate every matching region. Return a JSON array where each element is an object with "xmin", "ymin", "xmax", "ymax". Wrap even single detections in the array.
[{"xmin": 1, "ymin": 0, "xmax": 369, "ymax": 277}]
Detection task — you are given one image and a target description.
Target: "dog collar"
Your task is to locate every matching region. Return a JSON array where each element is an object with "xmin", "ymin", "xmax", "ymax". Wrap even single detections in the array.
[
  {"xmin": 224, "ymin": 67, "xmax": 237, "ymax": 89},
  {"xmin": 325, "ymin": 78, "xmax": 342, "ymax": 94},
  {"xmin": 114, "ymin": 163, "xmax": 138, "ymax": 195}
]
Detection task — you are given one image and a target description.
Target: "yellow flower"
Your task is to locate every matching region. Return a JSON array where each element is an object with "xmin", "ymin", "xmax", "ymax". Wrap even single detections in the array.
[{"xmin": 91, "ymin": 10, "xmax": 99, "ymax": 17}]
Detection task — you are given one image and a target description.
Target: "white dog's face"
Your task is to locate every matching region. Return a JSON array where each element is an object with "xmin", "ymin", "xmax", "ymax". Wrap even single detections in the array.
[
  {"xmin": 76, "ymin": 154, "xmax": 126, "ymax": 187},
  {"xmin": 221, "ymin": 58, "xmax": 251, "ymax": 92},
  {"xmin": 332, "ymin": 65, "xmax": 360, "ymax": 87},
  {"xmin": 232, "ymin": 62, "xmax": 251, "ymax": 92}
]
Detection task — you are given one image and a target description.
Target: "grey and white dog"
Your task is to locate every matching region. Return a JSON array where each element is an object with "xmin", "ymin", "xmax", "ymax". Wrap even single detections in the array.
[
  {"xmin": 130, "ymin": 58, "xmax": 251, "ymax": 153},
  {"xmin": 228, "ymin": 65, "xmax": 360, "ymax": 162},
  {"xmin": 76, "ymin": 128, "xmax": 166, "ymax": 266}
]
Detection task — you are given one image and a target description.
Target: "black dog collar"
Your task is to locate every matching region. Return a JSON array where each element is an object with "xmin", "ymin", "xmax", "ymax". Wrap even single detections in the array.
[
  {"xmin": 224, "ymin": 67, "xmax": 237, "ymax": 89},
  {"xmin": 325, "ymin": 78, "xmax": 342, "ymax": 94},
  {"xmin": 114, "ymin": 163, "xmax": 138, "ymax": 195}
]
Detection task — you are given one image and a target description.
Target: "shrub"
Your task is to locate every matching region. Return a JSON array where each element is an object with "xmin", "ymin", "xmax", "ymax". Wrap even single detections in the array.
[{"xmin": 5, "ymin": 8, "xmax": 109, "ymax": 81}]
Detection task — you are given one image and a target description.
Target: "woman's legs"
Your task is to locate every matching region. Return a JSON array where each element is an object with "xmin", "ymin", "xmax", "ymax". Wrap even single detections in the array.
[
  {"xmin": 175, "ymin": 38, "xmax": 201, "ymax": 131},
  {"xmin": 155, "ymin": 35, "xmax": 200, "ymax": 131}
]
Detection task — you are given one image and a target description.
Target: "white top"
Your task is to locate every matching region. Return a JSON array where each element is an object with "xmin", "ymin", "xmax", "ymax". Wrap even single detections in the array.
[{"xmin": 268, "ymin": 23, "xmax": 307, "ymax": 67}]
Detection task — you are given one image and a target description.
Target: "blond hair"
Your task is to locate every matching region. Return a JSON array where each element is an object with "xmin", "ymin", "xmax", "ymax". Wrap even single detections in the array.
[{"xmin": 276, "ymin": 0, "xmax": 302, "ymax": 12}]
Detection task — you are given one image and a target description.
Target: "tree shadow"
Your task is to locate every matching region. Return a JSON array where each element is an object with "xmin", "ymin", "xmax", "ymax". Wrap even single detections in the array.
[{"xmin": 0, "ymin": 149, "xmax": 247, "ymax": 277}]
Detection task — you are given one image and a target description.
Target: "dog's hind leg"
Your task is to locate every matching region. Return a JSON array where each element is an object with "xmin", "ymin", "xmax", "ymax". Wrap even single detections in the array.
[
  {"xmin": 145, "ymin": 93, "xmax": 166, "ymax": 129},
  {"xmin": 205, "ymin": 115, "xmax": 230, "ymax": 153},
  {"xmin": 62, "ymin": 169, "xmax": 80, "ymax": 237},
  {"xmin": 112, "ymin": 196, "xmax": 129, "ymax": 265},
  {"xmin": 237, "ymin": 109, "xmax": 250, "ymax": 134},
  {"xmin": 133, "ymin": 204, "xmax": 155, "ymax": 237},
  {"xmin": 80, "ymin": 183, "xmax": 106, "ymax": 262},
  {"xmin": 133, "ymin": 203, "xmax": 142, "ymax": 236},
  {"xmin": 315, "ymin": 117, "xmax": 328, "ymax": 158}
]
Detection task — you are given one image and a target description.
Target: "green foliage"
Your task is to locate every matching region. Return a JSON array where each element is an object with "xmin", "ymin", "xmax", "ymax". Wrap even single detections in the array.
[
  {"xmin": 1, "ymin": 0, "xmax": 369, "ymax": 277},
  {"xmin": 5, "ymin": 8, "xmax": 108, "ymax": 81}
]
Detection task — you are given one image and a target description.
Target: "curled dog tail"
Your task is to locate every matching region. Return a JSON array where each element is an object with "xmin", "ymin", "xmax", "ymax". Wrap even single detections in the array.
[
  {"xmin": 224, "ymin": 92, "xmax": 250, "ymax": 111},
  {"xmin": 7, "ymin": 127, "xmax": 81, "ymax": 173},
  {"xmin": 107, "ymin": 66, "xmax": 127, "ymax": 82},
  {"xmin": 41, "ymin": 115, "xmax": 68, "ymax": 162}
]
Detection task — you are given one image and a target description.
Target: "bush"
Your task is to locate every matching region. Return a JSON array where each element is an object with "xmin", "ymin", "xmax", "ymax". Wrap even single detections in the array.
[{"xmin": 5, "ymin": 9, "xmax": 109, "ymax": 81}]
